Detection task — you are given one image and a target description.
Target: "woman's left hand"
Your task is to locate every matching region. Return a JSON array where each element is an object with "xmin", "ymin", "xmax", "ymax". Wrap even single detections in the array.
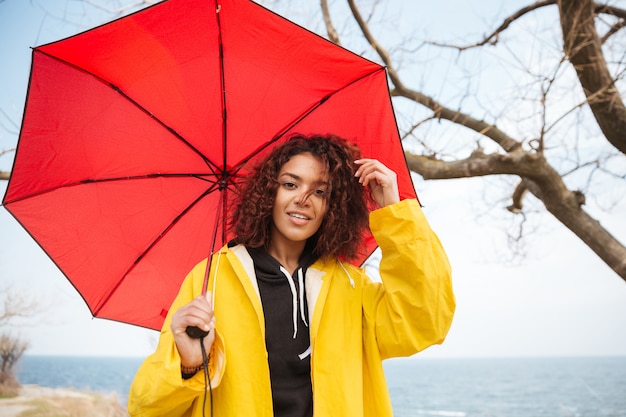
[{"xmin": 354, "ymin": 159, "xmax": 400, "ymax": 208}]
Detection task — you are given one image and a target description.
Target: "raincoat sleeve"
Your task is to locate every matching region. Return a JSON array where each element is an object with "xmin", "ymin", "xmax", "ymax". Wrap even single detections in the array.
[
  {"xmin": 128, "ymin": 260, "xmax": 226, "ymax": 417},
  {"xmin": 365, "ymin": 198, "xmax": 455, "ymax": 359}
]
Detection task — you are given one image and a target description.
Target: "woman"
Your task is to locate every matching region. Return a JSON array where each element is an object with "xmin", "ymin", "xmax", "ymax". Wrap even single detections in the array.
[{"xmin": 128, "ymin": 133, "xmax": 455, "ymax": 417}]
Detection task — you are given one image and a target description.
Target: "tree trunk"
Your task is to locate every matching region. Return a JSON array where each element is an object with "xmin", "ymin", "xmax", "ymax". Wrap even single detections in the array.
[{"xmin": 559, "ymin": 0, "xmax": 626, "ymax": 154}]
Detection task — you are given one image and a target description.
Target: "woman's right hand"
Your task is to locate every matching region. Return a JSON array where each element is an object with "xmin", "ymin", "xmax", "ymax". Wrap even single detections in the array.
[{"xmin": 170, "ymin": 292, "xmax": 216, "ymax": 367}]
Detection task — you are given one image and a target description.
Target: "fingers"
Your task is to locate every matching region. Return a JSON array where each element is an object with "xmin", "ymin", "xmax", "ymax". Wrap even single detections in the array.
[
  {"xmin": 172, "ymin": 293, "xmax": 215, "ymax": 336},
  {"xmin": 354, "ymin": 159, "xmax": 400, "ymax": 207},
  {"xmin": 354, "ymin": 159, "xmax": 392, "ymax": 185},
  {"xmin": 171, "ymin": 292, "xmax": 216, "ymax": 367}
]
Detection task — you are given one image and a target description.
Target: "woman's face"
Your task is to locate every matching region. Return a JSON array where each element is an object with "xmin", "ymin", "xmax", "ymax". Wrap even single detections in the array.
[{"xmin": 270, "ymin": 152, "xmax": 329, "ymax": 250}]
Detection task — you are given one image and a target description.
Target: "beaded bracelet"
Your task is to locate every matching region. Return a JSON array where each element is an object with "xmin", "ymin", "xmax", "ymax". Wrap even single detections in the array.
[{"xmin": 181, "ymin": 363, "xmax": 204, "ymax": 379}]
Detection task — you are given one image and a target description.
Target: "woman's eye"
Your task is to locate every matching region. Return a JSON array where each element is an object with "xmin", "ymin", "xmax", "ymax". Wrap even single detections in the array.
[
  {"xmin": 315, "ymin": 189, "xmax": 326, "ymax": 197},
  {"xmin": 282, "ymin": 182, "xmax": 296, "ymax": 189}
]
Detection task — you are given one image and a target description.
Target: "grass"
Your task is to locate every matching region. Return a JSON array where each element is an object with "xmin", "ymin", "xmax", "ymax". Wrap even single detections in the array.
[
  {"xmin": 0, "ymin": 387, "xmax": 128, "ymax": 417},
  {"xmin": 17, "ymin": 396, "xmax": 126, "ymax": 417}
]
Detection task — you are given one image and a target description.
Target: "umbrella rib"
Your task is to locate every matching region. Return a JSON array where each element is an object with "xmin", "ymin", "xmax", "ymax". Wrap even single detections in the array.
[
  {"xmin": 1, "ymin": 173, "xmax": 218, "ymax": 206},
  {"xmin": 232, "ymin": 65, "xmax": 388, "ymax": 174},
  {"xmin": 92, "ymin": 182, "xmax": 222, "ymax": 317},
  {"xmin": 35, "ymin": 49, "xmax": 220, "ymax": 172},
  {"xmin": 216, "ymin": 1, "xmax": 228, "ymax": 175}
]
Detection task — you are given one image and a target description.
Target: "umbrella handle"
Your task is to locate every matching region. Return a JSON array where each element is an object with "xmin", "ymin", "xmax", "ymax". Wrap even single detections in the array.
[{"xmin": 186, "ymin": 326, "xmax": 210, "ymax": 339}]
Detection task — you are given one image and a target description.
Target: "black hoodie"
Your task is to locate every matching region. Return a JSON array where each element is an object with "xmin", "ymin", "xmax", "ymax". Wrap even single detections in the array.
[{"xmin": 246, "ymin": 243, "xmax": 317, "ymax": 417}]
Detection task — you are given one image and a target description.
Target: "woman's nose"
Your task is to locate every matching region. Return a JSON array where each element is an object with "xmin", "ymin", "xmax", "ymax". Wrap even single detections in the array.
[{"xmin": 295, "ymin": 190, "xmax": 312, "ymax": 205}]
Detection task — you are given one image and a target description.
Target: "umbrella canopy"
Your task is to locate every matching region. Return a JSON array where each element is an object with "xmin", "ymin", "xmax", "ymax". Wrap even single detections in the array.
[{"xmin": 2, "ymin": 0, "xmax": 416, "ymax": 331}]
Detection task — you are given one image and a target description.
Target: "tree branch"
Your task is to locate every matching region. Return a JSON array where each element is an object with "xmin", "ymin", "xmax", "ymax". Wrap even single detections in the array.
[
  {"xmin": 81, "ymin": 0, "xmax": 157, "ymax": 15},
  {"xmin": 594, "ymin": 3, "xmax": 626, "ymax": 20},
  {"xmin": 407, "ymin": 149, "xmax": 626, "ymax": 279},
  {"xmin": 0, "ymin": 147, "xmax": 15, "ymax": 181},
  {"xmin": 0, "ymin": 286, "xmax": 40, "ymax": 326},
  {"xmin": 320, "ymin": 0, "xmax": 341, "ymax": 45},
  {"xmin": 507, "ymin": 181, "xmax": 529, "ymax": 214},
  {"xmin": 405, "ymin": 147, "xmax": 554, "ymax": 180},
  {"xmin": 347, "ymin": 0, "xmax": 523, "ymax": 153},
  {"xmin": 425, "ymin": 0, "xmax": 558, "ymax": 51},
  {"xmin": 0, "ymin": 147, "xmax": 15, "ymax": 159}
]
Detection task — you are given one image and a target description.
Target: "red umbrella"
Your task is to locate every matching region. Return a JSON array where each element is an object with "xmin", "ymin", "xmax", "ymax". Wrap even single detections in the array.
[{"xmin": 2, "ymin": 0, "xmax": 416, "ymax": 331}]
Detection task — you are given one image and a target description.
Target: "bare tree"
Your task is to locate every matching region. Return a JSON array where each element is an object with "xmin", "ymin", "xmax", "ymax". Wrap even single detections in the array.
[
  {"xmin": 314, "ymin": 0, "xmax": 626, "ymax": 280},
  {"xmin": 0, "ymin": 286, "xmax": 39, "ymax": 395},
  {"xmin": 2, "ymin": 0, "xmax": 625, "ymax": 281},
  {"xmin": 0, "ymin": 335, "xmax": 28, "ymax": 395}
]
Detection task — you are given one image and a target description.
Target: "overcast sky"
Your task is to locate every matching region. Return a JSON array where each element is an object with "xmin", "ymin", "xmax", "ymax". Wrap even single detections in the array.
[{"xmin": 1, "ymin": 0, "xmax": 625, "ymax": 359}]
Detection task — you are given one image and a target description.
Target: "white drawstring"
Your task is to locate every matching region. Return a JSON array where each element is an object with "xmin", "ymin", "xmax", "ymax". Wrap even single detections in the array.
[
  {"xmin": 339, "ymin": 261, "xmax": 356, "ymax": 288},
  {"xmin": 298, "ymin": 345, "xmax": 312, "ymax": 360},
  {"xmin": 278, "ymin": 266, "xmax": 309, "ymax": 339},
  {"xmin": 279, "ymin": 266, "xmax": 300, "ymax": 339},
  {"xmin": 298, "ymin": 268, "xmax": 308, "ymax": 327}
]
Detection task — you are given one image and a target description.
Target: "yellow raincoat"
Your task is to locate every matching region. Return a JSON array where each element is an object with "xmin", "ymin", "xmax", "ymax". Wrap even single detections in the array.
[{"xmin": 128, "ymin": 199, "xmax": 455, "ymax": 416}]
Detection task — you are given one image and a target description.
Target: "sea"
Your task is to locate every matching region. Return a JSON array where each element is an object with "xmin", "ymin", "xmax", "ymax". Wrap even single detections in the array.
[{"xmin": 15, "ymin": 355, "xmax": 626, "ymax": 417}]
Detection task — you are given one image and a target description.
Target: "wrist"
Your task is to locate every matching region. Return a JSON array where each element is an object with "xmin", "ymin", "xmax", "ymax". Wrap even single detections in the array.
[{"xmin": 181, "ymin": 363, "xmax": 204, "ymax": 379}]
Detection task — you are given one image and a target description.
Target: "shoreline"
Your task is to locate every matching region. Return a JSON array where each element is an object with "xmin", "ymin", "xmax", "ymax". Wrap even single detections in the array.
[{"xmin": 0, "ymin": 384, "xmax": 128, "ymax": 417}]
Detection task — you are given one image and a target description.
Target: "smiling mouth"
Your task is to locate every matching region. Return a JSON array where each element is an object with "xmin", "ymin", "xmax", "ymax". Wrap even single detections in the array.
[{"xmin": 289, "ymin": 213, "xmax": 311, "ymax": 221}]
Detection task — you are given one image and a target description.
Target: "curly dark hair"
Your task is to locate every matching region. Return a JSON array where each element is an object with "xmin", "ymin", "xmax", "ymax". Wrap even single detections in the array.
[{"xmin": 229, "ymin": 133, "xmax": 372, "ymax": 261}]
